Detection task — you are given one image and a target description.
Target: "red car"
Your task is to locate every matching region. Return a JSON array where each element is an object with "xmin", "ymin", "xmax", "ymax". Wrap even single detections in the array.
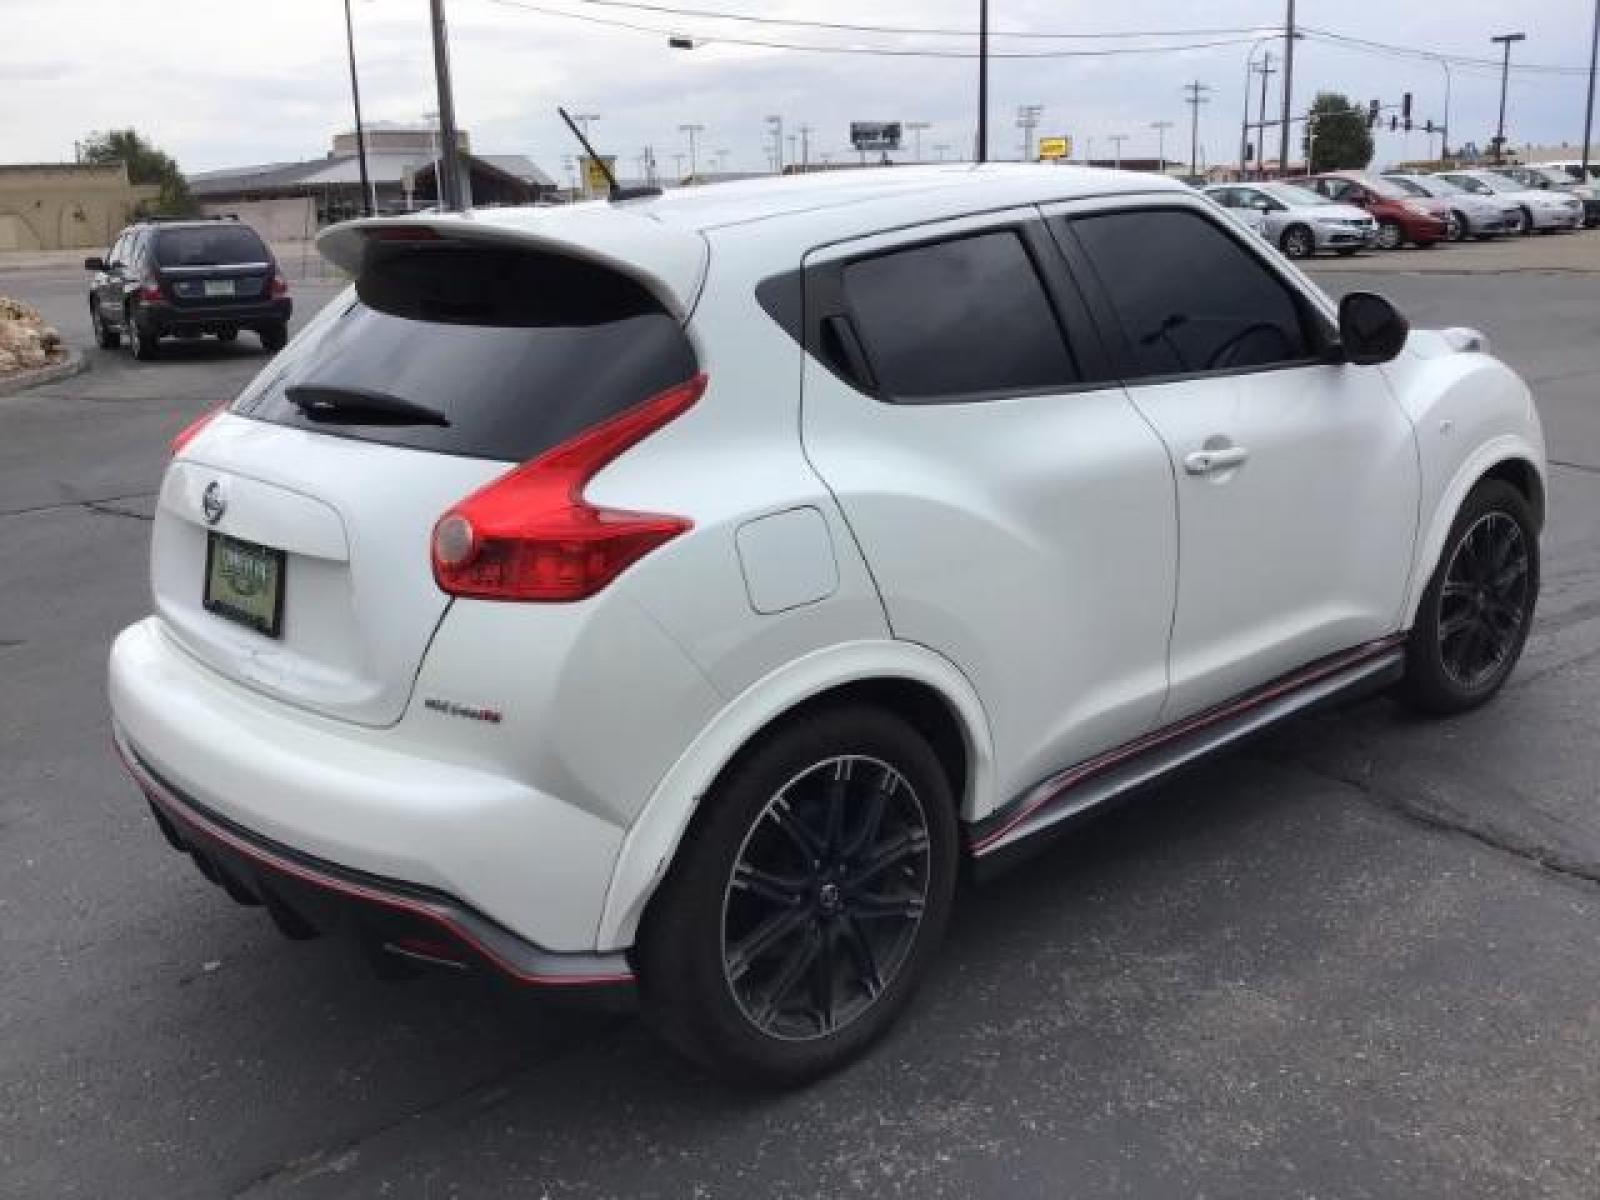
[{"xmin": 1303, "ymin": 172, "xmax": 1450, "ymax": 249}]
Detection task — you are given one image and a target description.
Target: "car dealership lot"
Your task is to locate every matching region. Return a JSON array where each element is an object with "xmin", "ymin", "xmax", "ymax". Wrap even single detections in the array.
[{"xmin": 4, "ymin": 243, "xmax": 1600, "ymax": 1197}]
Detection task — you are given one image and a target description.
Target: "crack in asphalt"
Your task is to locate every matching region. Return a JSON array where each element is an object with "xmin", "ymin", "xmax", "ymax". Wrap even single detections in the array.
[
  {"xmin": 0, "ymin": 490, "xmax": 156, "ymax": 520},
  {"xmin": 1296, "ymin": 757, "xmax": 1600, "ymax": 891},
  {"xmin": 83, "ymin": 500, "xmax": 154, "ymax": 523},
  {"xmin": 1549, "ymin": 458, "xmax": 1600, "ymax": 477}
]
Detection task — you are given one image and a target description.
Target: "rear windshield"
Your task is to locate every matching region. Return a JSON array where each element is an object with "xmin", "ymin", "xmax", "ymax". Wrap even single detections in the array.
[
  {"xmin": 1381, "ymin": 176, "xmax": 1429, "ymax": 197},
  {"xmin": 155, "ymin": 225, "xmax": 270, "ymax": 267},
  {"xmin": 230, "ymin": 245, "xmax": 697, "ymax": 462}
]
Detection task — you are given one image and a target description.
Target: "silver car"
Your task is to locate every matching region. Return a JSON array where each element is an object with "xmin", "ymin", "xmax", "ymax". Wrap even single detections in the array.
[
  {"xmin": 1491, "ymin": 165, "xmax": 1600, "ymax": 228},
  {"xmin": 1383, "ymin": 173, "xmax": 1512, "ymax": 241},
  {"xmin": 1204, "ymin": 181, "xmax": 1377, "ymax": 259},
  {"xmin": 1435, "ymin": 170, "xmax": 1584, "ymax": 235}
]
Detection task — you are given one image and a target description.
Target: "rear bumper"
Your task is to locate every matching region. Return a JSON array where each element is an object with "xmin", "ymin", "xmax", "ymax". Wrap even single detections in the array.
[
  {"xmin": 108, "ymin": 617, "xmax": 631, "ymax": 965},
  {"xmin": 145, "ymin": 298, "xmax": 291, "ymax": 333},
  {"xmin": 116, "ymin": 731, "xmax": 633, "ymax": 995}
]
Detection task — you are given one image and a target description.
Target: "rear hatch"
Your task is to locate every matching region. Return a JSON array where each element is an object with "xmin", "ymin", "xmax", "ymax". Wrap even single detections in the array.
[
  {"xmin": 153, "ymin": 228, "xmax": 702, "ymax": 727},
  {"xmin": 152, "ymin": 223, "xmax": 273, "ymax": 309}
]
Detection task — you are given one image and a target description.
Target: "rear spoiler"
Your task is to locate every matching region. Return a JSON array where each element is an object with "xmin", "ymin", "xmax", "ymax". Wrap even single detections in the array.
[{"xmin": 316, "ymin": 213, "xmax": 707, "ymax": 323}]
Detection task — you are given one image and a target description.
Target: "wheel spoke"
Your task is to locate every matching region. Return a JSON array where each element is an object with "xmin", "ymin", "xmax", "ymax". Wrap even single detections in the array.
[
  {"xmin": 840, "ymin": 915, "xmax": 885, "ymax": 999},
  {"xmin": 727, "ymin": 905, "xmax": 812, "ymax": 981},
  {"xmin": 756, "ymin": 927, "xmax": 822, "ymax": 1026},
  {"xmin": 849, "ymin": 889, "xmax": 925, "ymax": 922},
  {"xmin": 731, "ymin": 862, "xmax": 810, "ymax": 907},
  {"xmin": 810, "ymin": 924, "xmax": 838, "ymax": 1034},
  {"xmin": 767, "ymin": 795, "xmax": 824, "ymax": 863},
  {"xmin": 843, "ymin": 770, "xmax": 896, "ymax": 860},
  {"xmin": 820, "ymin": 763, "xmax": 849, "ymax": 857},
  {"xmin": 1439, "ymin": 609, "xmax": 1476, "ymax": 640},
  {"xmin": 844, "ymin": 828, "xmax": 928, "ymax": 889}
]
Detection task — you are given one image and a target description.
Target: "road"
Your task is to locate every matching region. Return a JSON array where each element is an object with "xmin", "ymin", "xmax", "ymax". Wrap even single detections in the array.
[{"xmin": 3, "ymin": 245, "xmax": 1599, "ymax": 1198}]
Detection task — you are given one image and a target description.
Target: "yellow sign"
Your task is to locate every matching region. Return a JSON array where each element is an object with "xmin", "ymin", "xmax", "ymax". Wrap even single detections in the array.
[
  {"xmin": 580, "ymin": 155, "xmax": 615, "ymax": 194},
  {"xmin": 1038, "ymin": 136, "xmax": 1072, "ymax": 161}
]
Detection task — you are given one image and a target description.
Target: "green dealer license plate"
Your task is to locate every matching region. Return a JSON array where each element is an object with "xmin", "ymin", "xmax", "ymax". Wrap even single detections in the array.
[{"xmin": 203, "ymin": 532, "xmax": 285, "ymax": 638}]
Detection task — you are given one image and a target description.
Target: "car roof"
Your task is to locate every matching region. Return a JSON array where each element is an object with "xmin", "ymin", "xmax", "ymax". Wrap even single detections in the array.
[{"xmin": 321, "ymin": 165, "xmax": 1191, "ymax": 319}]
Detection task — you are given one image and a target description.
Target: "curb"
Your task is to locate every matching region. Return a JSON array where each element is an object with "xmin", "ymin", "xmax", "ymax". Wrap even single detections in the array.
[{"xmin": 0, "ymin": 348, "xmax": 89, "ymax": 397}]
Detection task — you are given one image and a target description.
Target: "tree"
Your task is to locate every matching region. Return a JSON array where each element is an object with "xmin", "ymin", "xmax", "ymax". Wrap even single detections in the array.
[
  {"xmin": 1304, "ymin": 92, "xmax": 1374, "ymax": 173},
  {"xmin": 80, "ymin": 128, "xmax": 197, "ymax": 216}
]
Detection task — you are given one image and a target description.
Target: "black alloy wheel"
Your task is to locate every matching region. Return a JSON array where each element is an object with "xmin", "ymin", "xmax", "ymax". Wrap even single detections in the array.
[
  {"xmin": 1376, "ymin": 220, "xmax": 1403, "ymax": 250},
  {"xmin": 721, "ymin": 754, "xmax": 931, "ymax": 1043},
  {"xmin": 126, "ymin": 309, "xmax": 160, "ymax": 361},
  {"xmin": 1400, "ymin": 479, "xmax": 1539, "ymax": 715},
  {"xmin": 1435, "ymin": 511, "xmax": 1532, "ymax": 692},
  {"xmin": 1446, "ymin": 210, "xmax": 1467, "ymax": 242},
  {"xmin": 637, "ymin": 705, "xmax": 958, "ymax": 1085},
  {"xmin": 91, "ymin": 302, "xmax": 119, "ymax": 349},
  {"xmin": 1280, "ymin": 225, "xmax": 1315, "ymax": 259}
]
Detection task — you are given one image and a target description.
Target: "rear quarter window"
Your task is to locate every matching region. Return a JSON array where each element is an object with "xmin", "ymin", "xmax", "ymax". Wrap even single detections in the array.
[{"xmin": 231, "ymin": 245, "xmax": 697, "ymax": 462}]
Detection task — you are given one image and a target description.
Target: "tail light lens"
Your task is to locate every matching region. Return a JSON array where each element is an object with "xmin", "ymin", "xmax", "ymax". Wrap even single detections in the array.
[
  {"xmin": 431, "ymin": 373, "xmax": 706, "ymax": 602},
  {"xmin": 140, "ymin": 276, "xmax": 164, "ymax": 303},
  {"xmin": 269, "ymin": 272, "xmax": 290, "ymax": 298},
  {"xmin": 171, "ymin": 405, "xmax": 224, "ymax": 458}
]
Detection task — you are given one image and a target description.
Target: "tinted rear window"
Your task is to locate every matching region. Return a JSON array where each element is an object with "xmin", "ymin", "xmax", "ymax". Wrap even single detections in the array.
[
  {"xmin": 155, "ymin": 225, "xmax": 270, "ymax": 267},
  {"xmin": 231, "ymin": 245, "xmax": 697, "ymax": 462}
]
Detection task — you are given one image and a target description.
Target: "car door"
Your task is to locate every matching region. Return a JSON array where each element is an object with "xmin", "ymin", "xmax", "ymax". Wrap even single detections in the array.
[
  {"xmin": 98, "ymin": 233, "xmax": 127, "ymax": 324},
  {"xmin": 1049, "ymin": 198, "xmax": 1420, "ymax": 721},
  {"xmin": 798, "ymin": 211, "xmax": 1179, "ymax": 802}
]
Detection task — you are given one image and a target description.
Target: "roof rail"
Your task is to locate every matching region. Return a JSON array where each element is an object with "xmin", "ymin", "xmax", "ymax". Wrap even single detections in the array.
[{"xmin": 142, "ymin": 213, "xmax": 239, "ymax": 223}]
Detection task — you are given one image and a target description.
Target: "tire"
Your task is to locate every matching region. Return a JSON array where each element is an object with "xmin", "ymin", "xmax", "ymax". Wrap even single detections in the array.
[
  {"xmin": 91, "ymin": 302, "xmax": 119, "ymax": 349},
  {"xmin": 1398, "ymin": 479, "xmax": 1539, "ymax": 716},
  {"xmin": 637, "ymin": 704, "xmax": 959, "ymax": 1086},
  {"xmin": 1376, "ymin": 220, "xmax": 1403, "ymax": 251},
  {"xmin": 1447, "ymin": 210, "xmax": 1468, "ymax": 242},
  {"xmin": 1513, "ymin": 206, "xmax": 1533, "ymax": 236},
  {"xmin": 1279, "ymin": 224, "xmax": 1315, "ymax": 260},
  {"xmin": 216, "ymin": 328, "xmax": 238, "ymax": 343},
  {"xmin": 126, "ymin": 309, "xmax": 160, "ymax": 361},
  {"xmin": 259, "ymin": 321, "xmax": 289, "ymax": 353}
]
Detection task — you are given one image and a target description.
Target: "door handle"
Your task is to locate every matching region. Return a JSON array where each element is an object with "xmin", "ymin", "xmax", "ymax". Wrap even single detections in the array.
[{"xmin": 1184, "ymin": 445, "xmax": 1250, "ymax": 475}]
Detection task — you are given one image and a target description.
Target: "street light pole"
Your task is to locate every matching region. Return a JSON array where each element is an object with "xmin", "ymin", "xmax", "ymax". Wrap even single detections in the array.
[
  {"xmin": 680, "ymin": 124, "xmax": 704, "ymax": 178},
  {"xmin": 766, "ymin": 115, "xmax": 783, "ymax": 173},
  {"xmin": 428, "ymin": 0, "xmax": 466, "ymax": 210},
  {"xmin": 1256, "ymin": 51, "xmax": 1277, "ymax": 179},
  {"xmin": 1107, "ymin": 134, "xmax": 1127, "ymax": 169},
  {"xmin": 977, "ymin": 0, "xmax": 989, "ymax": 161},
  {"xmin": 1151, "ymin": 120, "xmax": 1173, "ymax": 172},
  {"xmin": 1583, "ymin": 1, "xmax": 1599, "ymax": 180},
  {"xmin": 1438, "ymin": 58, "xmax": 1453, "ymax": 161},
  {"xmin": 1490, "ymin": 32, "xmax": 1526, "ymax": 163},
  {"xmin": 343, "ymin": 0, "xmax": 374, "ymax": 216},
  {"xmin": 1278, "ymin": 0, "xmax": 1297, "ymax": 172},
  {"xmin": 1183, "ymin": 80, "xmax": 1211, "ymax": 178}
]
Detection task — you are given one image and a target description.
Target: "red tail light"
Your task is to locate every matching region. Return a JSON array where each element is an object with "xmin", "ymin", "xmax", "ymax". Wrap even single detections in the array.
[
  {"xmin": 171, "ymin": 405, "xmax": 224, "ymax": 458},
  {"xmin": 140, "ymin": 276, "xmax": 164, "ymax": 304},
  {"xmin": 431, "ymin": 373, "xmax": 706, "ymax": 602},
  {"xmin": 269, "ymin": 272, "xmax": 290, "ymax": 298}
]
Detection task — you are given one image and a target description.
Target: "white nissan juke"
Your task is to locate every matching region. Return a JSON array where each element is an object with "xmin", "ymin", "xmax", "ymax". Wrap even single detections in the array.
[{"xmin": 109, "ymin": 166, "xmax": 1545, "ymax": 1084}]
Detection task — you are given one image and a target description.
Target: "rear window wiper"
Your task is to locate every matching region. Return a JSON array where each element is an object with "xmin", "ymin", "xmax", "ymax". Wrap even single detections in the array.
[{"xmin": 286, "ymin": 384, "xmax": 450, "ymax": 427}]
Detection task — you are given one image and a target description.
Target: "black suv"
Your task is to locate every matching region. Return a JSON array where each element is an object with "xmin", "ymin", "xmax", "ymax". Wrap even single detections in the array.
[{"xmin": 85, "ymin": 217, "xmax": 292, "ymax": 360}]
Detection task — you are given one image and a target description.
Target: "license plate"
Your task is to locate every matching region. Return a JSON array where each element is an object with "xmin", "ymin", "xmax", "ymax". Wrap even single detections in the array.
[
  {"xmin": 204, "ymin": 533, "xmax": 285, "ymax": 637},
  {"xmin": 203, "ymin": 279, "xmax": 235, "ymax": 298}
]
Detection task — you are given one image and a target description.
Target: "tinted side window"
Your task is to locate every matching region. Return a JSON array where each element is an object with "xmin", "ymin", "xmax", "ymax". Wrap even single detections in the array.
[
  {"xmin": 842, "ymin": 230, "xmax": 1078, "ymax": 401},
  {"xmin": 1073, "ymin": 208, "xmax": 1312, "ymax": 379},
  {"xmin": 109, "ymin": 234, "xmax": 128, "ymax": 266}
]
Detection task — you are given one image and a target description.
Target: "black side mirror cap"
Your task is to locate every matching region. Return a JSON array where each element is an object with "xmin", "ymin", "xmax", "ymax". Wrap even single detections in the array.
[
  {"xmin": 84, "ymin": 256, "xmax": 106, "ymax": 271},
  {"xmin": 1338, "ymin": 291, "xmax": 1409, "ymax": 366}
]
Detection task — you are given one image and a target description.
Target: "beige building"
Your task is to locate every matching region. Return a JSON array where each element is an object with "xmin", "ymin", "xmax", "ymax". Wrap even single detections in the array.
[{"xmin": 0, "ymin": 162, "xmax": 158, "ymax": 252}]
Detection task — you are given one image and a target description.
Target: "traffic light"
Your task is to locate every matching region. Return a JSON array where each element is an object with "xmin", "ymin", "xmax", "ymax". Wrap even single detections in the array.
[
  {"xmin": 1425, "ymin": 119, "xmax": 1434, "ymax": 134},
  {"xmin": 1367, "ymin": 98, "xmax": 1380, "ymax": 128},
  {"xmin": 1390, "ymin": 115, "xmax": 1398, "ymax": 132}
]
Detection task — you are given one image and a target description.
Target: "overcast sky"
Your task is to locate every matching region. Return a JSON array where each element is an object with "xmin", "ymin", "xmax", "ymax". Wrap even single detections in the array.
[{"xmin": 2, "ymin": 0, "xmax": 1595, "ymax": 180}]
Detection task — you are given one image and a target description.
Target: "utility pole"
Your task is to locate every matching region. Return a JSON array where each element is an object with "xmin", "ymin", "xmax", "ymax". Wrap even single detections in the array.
[
  {"xmin": 787, "ymin": 133, "xmax": 797, "ymax": 167},
  {"xmin": 680, "ymin": 123, "xmax": 704, "ymax": 178},
  {"xmin": 1183, "ymin": 80, "xmax": 1211, "ymax": 178},
  {"xmin": 1107, "ymin": 133, "xmax": 1127, "ymax": 169},
  {"xmin": 1016, "ymin": 104, "xmax": 1043, "ymax": 161},
  {"xmin": 1255, "ymin": 51, "xmax": 1277, "ymax": 179},
  {"xmin": 1490, "ymin": 32, "xmax": 1526, "ymax": 163},
  {"xmin": 1150, "ymin": 120, "xmax": 1173, "ymax": 172},
  {"xmin": 672, "ymin": 152, "xmax": 685, "ymax": 180},
  {"xmin": 343, "ymin": 0, "xmax": 374, "ymax": 216},
  {"xmin": 977, "ymin": 0, "xmax": 989, "ymax": 161},
  {"xmin": 799, "ymin": 124, "xmax": 812, "ymax": 169},
  {"xmin": 1278, "ymin": 0, "xmax": 1297, "ymax": 171},
  {"xmin": 1438, "ymin": 59, "xmax": 1453, "ymax": 161},
  {"xmin": 1585, "ymin": 1, "xmax": 1599, "ymax": 181},
  {"xmin": 904, "ymin": 120, "xmax": 930, "ymax": 162},
  {"xmin": 766, "ymin": 115, "xmax": 783, "ymax": 173},
  {"xmin": 428, "ymin": 0, "xmax": 466, "ymax": 210}
]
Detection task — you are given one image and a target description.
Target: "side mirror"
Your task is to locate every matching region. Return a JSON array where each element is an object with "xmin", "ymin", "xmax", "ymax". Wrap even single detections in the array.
[
  {"xmin": 1338, "ymin": 291, "xmax": 1409, "ymax": 366},
  {"xmin": 84, "ymin": 256, "xmax": 106, "ymax": 271}
]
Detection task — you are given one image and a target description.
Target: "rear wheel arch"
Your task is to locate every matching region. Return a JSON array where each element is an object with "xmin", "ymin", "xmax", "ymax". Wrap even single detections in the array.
[{"xmin": 596, "ymin": 649, "xmax": 995, "ymax": 951}]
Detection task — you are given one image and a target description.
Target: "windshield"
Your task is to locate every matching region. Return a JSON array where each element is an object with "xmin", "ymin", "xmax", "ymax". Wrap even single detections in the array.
[
  {"xmin": 1359, "ymin": 176, "xmax": 1411, "ymax": 200},
  {"xmin": 1530, "ymin": 167, "xmax": 1572, "ymax": 186},
  {"xmin": 1382, "ymin": 176, "xmax": 1430, "ymax": 197},
  {"xmin": 154, "ymin": 225, "xmax": 269, "ymax": 267},
  {"xmin": 1472, "ymin": 173, "xmax": 1523, "ymax": 194},
  {"xmin": 1263, "ymin": 183, "xmax": 1328, "ymax": 206}
]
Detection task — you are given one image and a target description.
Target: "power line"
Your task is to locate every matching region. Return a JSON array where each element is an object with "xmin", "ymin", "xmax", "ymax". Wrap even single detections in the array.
[
  {"xmin": 1301, "ymin": 27, "xmax": 1590, "ymax": 75},
  {"xmin": 500, "ymin": 0, "xmax": 1278, "ymax": 41}
]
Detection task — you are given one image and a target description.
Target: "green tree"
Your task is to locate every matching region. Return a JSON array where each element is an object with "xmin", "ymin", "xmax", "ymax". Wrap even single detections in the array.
[
  {"xmin": 80, "ymin": 128, "xmax": 197, "ymax": 216},
  {"xmin": 1304, "ymin": 92, "xmax": 1374, "ymax": 173}
]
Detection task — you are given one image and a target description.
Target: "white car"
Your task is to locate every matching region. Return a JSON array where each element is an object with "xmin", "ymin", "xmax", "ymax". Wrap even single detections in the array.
[
  {"xmin": 1204, "ymin": 181, "xmax": 1377, "ymax": 257},
  {"xmin": 109, "ymin": 166, "xmax": 1546, "ymax": 1084},
  {"xmin": 1435, "ymin": 169, "xmax": 1584, "ymax": 234}
]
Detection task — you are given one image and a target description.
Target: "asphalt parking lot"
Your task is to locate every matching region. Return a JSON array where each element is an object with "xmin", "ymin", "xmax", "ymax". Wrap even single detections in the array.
[{"xmin": 3, "ymin": 238, "xmax": 1600, "ymax": 1198}]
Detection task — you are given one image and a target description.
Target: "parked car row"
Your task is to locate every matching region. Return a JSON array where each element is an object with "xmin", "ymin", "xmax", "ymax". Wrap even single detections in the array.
[{"xmin": 1205, "ymin": 164, "xmax": 1594, "ymax": 259}]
